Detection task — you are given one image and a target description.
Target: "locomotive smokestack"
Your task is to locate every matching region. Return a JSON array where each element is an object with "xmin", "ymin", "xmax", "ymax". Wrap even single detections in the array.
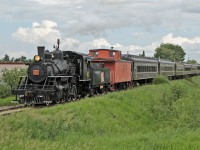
[{"xmin": 37, "ymin": 46, "xmax": 45, "ymax": 59}]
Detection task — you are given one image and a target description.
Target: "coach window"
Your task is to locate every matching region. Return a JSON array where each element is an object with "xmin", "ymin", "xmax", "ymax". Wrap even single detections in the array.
[
  {"xmin": 137, "ymin": 66, "xmax": 140, "ymax": 72},
  {"xmin": 138, "ymin": 66, "xmax": 141, "ymax": 72},
  {"xmin": 92, "ymin": 52, "xmax": 98, "ymax": 57}
]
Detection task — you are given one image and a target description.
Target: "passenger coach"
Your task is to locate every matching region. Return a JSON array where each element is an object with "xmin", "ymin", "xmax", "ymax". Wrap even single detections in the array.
[{"xmin": 122, "ymin": 55, "xmax": 158, "ymax": 82}]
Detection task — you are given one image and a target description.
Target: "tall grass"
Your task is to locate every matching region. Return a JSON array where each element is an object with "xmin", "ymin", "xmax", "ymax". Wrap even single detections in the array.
[
  {"xmin": 153, "ymin": 75, "xmax": 170, "ymax": 84},
  {"xmin": 1, "ymin": 77, "xmax": 200, "ymax": 149},
  {"xmin": 0, "ymin": 96, "xmax": 16, "ymax": 106}
]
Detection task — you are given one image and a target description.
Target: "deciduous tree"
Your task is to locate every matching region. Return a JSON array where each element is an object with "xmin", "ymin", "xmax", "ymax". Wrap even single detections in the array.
[{"xmin": 154, "ymin": 43, "xmax": 186, "ymax": 61}]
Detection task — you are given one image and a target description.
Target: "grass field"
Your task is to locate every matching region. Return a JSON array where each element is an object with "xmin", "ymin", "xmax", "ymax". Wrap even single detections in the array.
[{"xmin": 1, "ymin": 77, "xmax": 200, "ymax": 149}]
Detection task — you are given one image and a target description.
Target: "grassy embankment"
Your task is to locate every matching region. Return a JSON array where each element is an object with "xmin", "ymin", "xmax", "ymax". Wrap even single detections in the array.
[{"xmin": 1, "ymin": 76, "xmax": 200, "ymax": 149}]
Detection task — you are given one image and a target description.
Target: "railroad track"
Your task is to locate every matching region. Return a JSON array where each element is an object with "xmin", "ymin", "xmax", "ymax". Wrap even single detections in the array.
[{"xmin": 0, "ymin": 105, "xmax": 25, "ymax": 116}]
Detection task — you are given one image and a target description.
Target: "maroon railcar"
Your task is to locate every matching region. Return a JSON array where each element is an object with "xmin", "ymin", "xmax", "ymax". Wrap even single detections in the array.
[{"xmin": 89, "ymin": 49, "xmax": 132, "ymax": 90}]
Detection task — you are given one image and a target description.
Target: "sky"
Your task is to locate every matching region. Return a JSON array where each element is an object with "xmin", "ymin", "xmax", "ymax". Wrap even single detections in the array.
[{"xmin": 1, "ymin": 0, "xmax": 200, "ymax": 62}]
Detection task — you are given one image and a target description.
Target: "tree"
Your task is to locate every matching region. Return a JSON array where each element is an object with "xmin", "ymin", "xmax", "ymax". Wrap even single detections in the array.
[
  {"xmin": 20, "ymin": 56, "xmax": 27, "ymax": 62},
  {"xmin": 3, "ymin": 54, "xmax": 10, "ymax": 62},
  {"xmin": 10, "ymin": 57, "xmax": 14, "ymax": 62},
  {"xmin": 187, "ymin": 59, "xmax": 197, "ymax": 64},
  {"xmin": 14, "ymin": 56, "xmax": 29, "ymax": 62},
  {"xmin": 154, "ymin": 43, "xmax": 186, "ymax": 61}
]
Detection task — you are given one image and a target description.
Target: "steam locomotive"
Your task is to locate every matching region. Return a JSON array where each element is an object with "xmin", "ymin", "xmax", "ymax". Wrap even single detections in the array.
[
  {"xmin": 12, "ymin": 39, "xmax": 200, "ymax": 105},
  {"xmin": 12, "ymin": 39, "xmax": 110, "ymax": 105}
]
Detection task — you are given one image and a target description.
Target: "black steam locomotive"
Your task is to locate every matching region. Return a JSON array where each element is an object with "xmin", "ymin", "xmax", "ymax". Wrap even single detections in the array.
[{"xmin": 12, "ymin": 40, "xmax": 110, "ymax": 105}]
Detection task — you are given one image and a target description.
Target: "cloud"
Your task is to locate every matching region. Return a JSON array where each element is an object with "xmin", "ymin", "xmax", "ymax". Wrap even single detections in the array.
[
  {"xmin": 11, "ymin": 20, "xmax": 200, "ymax": 57},
  {"xmin": 28, "ymin": 0, "xmax": 84, "ymax": 5},
  {"xmin": 61, "ymin": 37, "xmax": 157, "ymax": 57},
  {"xmin": 100, "ymin": 0, "xmax": 129, "ymax": 4},
  {"xmin": 12, "ymin": 20, "xmax": 200, "ymax": 59},
  {"xmin": 162, "ymin": 33, "xmax": 200, "ymax": 45},
  {"xmin": 182, "ymin": 0, "xmax": 200, "ymax": 13},
  {"xmin": 12, "ymin": 20, "xmax": 61, "ymax": 45},
  {"xmin": 2, "ymin": 0, "xmax": 199, "ymax": 36}
]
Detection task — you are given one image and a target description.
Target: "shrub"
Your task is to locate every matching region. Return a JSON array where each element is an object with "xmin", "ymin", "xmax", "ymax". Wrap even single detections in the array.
[
  {"xmin": 170, "ymin": 83, "xmax": 186, "ymax": 101},
  {"xmin": 0, "ymin": 68, "xmax": 27, "ymax": 98},
  {"xmin": 153, "ymin": 75, "xmax": 169, "ymax": 85},
  {"xmin": 0, "ymin": 84, "xmax": 11, "ymax": 98},
  {"xmin": 1, "ymin": 68, "xmax": 27, "ymax": 86}
]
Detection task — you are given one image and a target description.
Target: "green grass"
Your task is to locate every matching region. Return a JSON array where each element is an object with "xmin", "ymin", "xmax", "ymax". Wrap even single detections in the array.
[
  {"xmin": 1, "ymin": 77, "xmax": 200, "ymax": 149},
  {"xmin": 0, "ymin": 96, "xmax": 16, "ymax": 106}
]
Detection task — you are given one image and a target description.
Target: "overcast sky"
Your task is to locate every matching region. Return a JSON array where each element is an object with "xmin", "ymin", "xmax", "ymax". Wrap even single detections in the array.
[{"xmin": 1, "ymin": 0, "xmax": 200, "ymax": 62}]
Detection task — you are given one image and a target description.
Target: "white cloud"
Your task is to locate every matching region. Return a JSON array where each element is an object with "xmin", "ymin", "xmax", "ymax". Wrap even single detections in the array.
[
  {"xmin": 12, "ymin": 20, "xmax": 61, "ymax": 45},
  {"xmin": 61, "ymin": 37, "xmax": 157, "ymax": 56},
  {"xmin": 62, "ymin": 38, "xmax": 80, "ymax": 50},
  {"xmin": 162, "ymin": 33, "xmax": 200, "ymax": 45}
]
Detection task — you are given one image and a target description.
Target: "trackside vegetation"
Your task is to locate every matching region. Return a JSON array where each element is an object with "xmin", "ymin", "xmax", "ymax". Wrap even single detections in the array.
[
  {"xmin": 0, "ymin": 68, "xmax": 27, "ymax": 98},
  {"xmin": 0, "ymin": 96, "xmax": 15, "ymax": 106},
  {"xmin": 1, "ymin": 76, "xmax": 200, "ymax": 149}
]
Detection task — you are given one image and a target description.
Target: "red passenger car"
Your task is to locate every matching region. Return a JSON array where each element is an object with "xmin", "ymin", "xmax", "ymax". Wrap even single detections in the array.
[{"xmin": 89, "ymin": 49, "xmax": 132, "ymax": 90}]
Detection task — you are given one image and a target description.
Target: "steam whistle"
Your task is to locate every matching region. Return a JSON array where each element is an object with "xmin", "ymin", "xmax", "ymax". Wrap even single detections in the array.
[{"xmin": 57, "ymin": 39, "xmax": 60, "ymax": 49}]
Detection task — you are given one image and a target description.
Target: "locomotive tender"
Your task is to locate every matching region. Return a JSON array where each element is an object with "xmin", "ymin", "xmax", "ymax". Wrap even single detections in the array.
[{"xmin": 12, "ymin": 39, "xmax": 200, "ymax": 105}]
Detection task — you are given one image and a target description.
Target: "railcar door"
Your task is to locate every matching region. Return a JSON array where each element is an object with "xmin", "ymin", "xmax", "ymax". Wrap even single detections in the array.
[{"xmin": 83, "ymin": 58, "xmax": 91, "ymax": 80}]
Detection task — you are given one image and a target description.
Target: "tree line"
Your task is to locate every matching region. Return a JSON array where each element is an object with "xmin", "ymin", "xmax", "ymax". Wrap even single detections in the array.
[
  {"xmin": 0, "ymin": 54, "xmax": 32, "ymax": 62},
  {"xmin": 140, "ymin": 43, "xmax": 197, "ymax": 64}
]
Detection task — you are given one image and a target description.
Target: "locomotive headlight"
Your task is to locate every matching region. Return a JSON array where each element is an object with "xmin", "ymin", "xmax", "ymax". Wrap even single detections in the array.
[{"xmin": 34, "ymin": 55, "xmax": 41, "ymax": 62}]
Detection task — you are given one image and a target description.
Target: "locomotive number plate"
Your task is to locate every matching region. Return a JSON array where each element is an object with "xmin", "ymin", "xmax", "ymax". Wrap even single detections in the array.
[{"xmin": 33, "ymin": 70, "xmax": 39, "ymax": 75}]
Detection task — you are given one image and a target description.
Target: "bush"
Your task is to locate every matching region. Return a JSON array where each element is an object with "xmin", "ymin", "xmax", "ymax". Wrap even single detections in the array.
[
  {"xmin": 153, "ymin": 75, "xmax": 169, "ymax": 85},
  {"xmin": 0, "ymin": 84, "xmax": 11, "ymax": 98},
  {"xmin": 0, "ymin": 68, "xmax": 27, "ymax": 98},
  {"xmin": 170, "ymin": 83, "xmax": 186, "ymax": 101},
  {"xmin": 1, "ymin": 68, "xmax": 27, "ymax": 86}
]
